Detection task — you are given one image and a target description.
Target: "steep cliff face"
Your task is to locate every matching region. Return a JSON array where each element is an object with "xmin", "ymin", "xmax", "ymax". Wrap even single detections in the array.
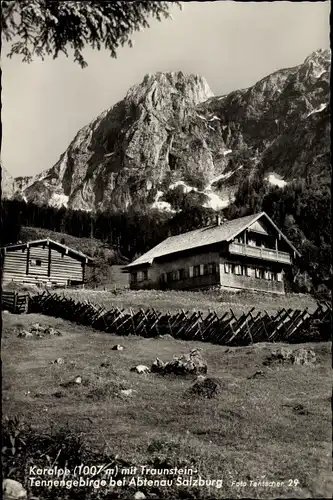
[{"xmin": 4, "ymin": 49, "xmax": 330, "ymax": 212}]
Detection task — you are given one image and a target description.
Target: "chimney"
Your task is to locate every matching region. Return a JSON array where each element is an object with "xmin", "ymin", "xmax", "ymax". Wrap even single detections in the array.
[{"xmin": 216, "ymin": 214, "xmax": 221, "ymax": 226}]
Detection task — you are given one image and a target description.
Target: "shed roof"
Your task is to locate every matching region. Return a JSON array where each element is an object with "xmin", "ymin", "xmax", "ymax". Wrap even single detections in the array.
[
  {"xmin": 2, "ymin": 238, "xmax": 94, "ymax": 263},
  {"xmin": 126, "ymin": 212, "xmax": 300, "ymax": 269}
]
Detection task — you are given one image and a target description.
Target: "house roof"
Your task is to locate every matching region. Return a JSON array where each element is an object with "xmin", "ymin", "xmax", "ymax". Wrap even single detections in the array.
[
  {"xmin": 126, "ymin": 212, "xmax": 300, "ymax": 269},
  {"xmin": 2, "ymin": 238, "xmax": 94, "ymax": 263}
]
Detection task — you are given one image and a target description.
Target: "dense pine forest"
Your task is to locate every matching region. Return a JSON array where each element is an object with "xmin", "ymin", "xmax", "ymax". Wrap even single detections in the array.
[{"xmin": 1, "ymin": 177, "xmax": 331, "ymax": 296}]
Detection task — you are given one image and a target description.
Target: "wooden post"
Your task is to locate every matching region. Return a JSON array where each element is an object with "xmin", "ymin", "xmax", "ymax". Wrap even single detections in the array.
[
  {"xmin": 48, "ymin": 245, "xmax": 51, "ymax": 277},
  {"xmin": 275, "ymin": 238, "xmax": 278, "ymax": 259},
  {"xmin": 26, "ymin": 246, "xmax": 30, "ymax": 275},
  {"xmin": 13, "ymin": 292, "xmax": 18, "ymax": 313}
]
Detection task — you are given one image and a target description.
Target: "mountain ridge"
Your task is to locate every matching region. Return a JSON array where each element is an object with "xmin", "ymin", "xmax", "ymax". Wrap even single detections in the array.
[{"xmin": 2, "ymin": 48, "xmax": 330, "ymax": 213}]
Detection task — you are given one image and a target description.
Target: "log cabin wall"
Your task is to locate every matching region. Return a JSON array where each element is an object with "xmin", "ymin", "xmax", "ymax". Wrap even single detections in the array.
[
  {"xmin": 28, "ymin": 245, "xmax": 49, "ymax": 276},
  {"xmin": 49, "ymin": 248, "xmax": 84, "ymax": 284},
  {"xmin": 2, "ymin": 248, "xmax": 28, "ymax": 284},
  {"xmin": 2, "ymin": 242, "xmax": 86, "ymax": 286}
]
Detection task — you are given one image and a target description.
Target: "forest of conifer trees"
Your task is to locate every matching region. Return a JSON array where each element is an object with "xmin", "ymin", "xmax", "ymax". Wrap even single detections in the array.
[{"xmin": 1, "ymin": 176, "xmax": 331, "ymax": 296}]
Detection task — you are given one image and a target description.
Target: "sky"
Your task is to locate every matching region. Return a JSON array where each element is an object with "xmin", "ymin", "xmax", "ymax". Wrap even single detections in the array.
[{"xmin": 2, "ymin": 1, "xmax": 330, "ymax": 178}]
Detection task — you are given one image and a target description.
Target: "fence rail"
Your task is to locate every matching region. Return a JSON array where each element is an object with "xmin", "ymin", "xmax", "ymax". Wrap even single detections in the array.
[
  {"xmin": 1, "ymin": 291, "xmax": 30, "ymax": 314},
  {"xmin": 27, "ymin": 292, "xmax": 332, "ymax": 345}
]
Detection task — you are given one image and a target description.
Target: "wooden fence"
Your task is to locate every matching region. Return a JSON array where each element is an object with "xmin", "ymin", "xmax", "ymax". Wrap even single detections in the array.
[
  {"xmin": 27, "ymin": 292, "xmax": 332, "ymax": 345},
  {"xmin": 1, "ymin": 291, "xmax": 30, "ymax": 314}
]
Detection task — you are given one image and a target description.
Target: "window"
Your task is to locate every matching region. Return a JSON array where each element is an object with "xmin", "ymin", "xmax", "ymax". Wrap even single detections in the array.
[
  {"xmin": 166, "ymin": 272, "xmax": 173, "ymax": 283},
  {"xmin": 30, "ymin": 259, "xmax": 42, "ymax": 266},
  {"xmin": 234, "ymin": 265, "xmax": 241, "ymax": 275},
  {"xmin": 205, "ymin": 262, "xmax": 217, "ymax": 275},
  {"xmin": 179, "ymin": 268, "xmax": 186, "ymax": 280},
  {"xmin": 224, "ymin": 263, "xmax": 230, "ymax": 274},
  {"xmin": 131, "ymin": 272, "xmax": 137, "ymax": 284},
  {"xmin": 255, "ymin": 268, "xmax": 261, "ymax": 279},
  {"xmin": 172, "ymin": 270, "xmax": 179, "ymax": 281},
  {"xmin": 246, "ymin": 266, "xmax": 253, "ymax": 277},
  {"xmin": 189, "ymin": 266, "xmax": 194, "ymax": 278},
  {"xmin": 143, "ymin": 269, "xmax": 148, "ymax": 281},
  {"xmin": 276, "ymin": 272, "xmax": 283, "ymax": 282},
  {"xmin": 238, "ymin": 265, "xmax": 247, "ymax": 276},
  {"xmin": 264, "ymin": 270, "xmax": 272, "ymax": 280},
  {"xmin": 193, "ymin": 265, "xmax": 201, "ymax": 277}
]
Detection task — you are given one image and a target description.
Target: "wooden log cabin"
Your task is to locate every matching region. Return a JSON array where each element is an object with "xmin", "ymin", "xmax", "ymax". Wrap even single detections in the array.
[
  {"xmin": 1, "ymin": 238, "xmax": 94, "ymax": 287},
  {"xmin": 125, "ymin": 212, "xmax": 301, "ymax": 295}
]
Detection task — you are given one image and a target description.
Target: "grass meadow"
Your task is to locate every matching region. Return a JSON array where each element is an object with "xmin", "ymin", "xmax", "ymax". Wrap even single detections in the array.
[{"xmin": 2, "ymin": 308, "xmax": 332, "ymax": 499}]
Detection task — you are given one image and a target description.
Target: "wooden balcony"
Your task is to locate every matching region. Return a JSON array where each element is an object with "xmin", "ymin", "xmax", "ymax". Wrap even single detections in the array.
[{"xmin": 229, "ymin": 242, "xmax": 292, "ymax": 264}]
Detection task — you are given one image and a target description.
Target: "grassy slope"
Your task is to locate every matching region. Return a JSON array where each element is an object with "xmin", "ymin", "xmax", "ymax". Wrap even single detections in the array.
[
  {"xmin": 19, "ymin": 227, "xmax": 105, "ymax": 257},
  {"xmin": 2, "ymin": 312, "xmax": 332, "ymax": 499},
  {"xmin": 61, "ymin": 288, "xmax": 318, "ymax": 316}
]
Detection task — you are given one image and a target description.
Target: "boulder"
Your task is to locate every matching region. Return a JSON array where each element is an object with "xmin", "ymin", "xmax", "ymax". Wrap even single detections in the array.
[
  {"xmin": 151, "ymin": 358, "xmax": 166, "ymax": 373},
  {"xmin": 2, "ymin": 479, "xmax": 27, "ymax": 500},
  {"xmin": 30, "ymin": 323, "xmax": 41, "ymax": 332},
  {"xmin": 112, "ymin": 344, "xmax": 124, "ymax": 351},
  {"xmin": 17, "ymin": 330, "xmax": 33, "ymax": 338},
  {"xmin": 44, "ymin": 327, "xmax": 61, "ymax": 336},
  {"xmin": 52, "ymin": 358, "xmax": 65, "ymax": 365},
  {"xmin": 151, "ymin": 349, "xmax": 207, "ymax": 375},
  {"xmin": 134, "ymin": 492, "xmax": 146, "ymax": 500},
  {"xmin": 130, "ymin": 365, "xmax": 150, "ymax": 374},
  {"xmin": 264, "ymin": 347, "xmax": 316, "ymax": 366},
  {"xmin": 120, "ymin": 389, "xmax": 134, "ymax": 397},
  {"xmin": 293, "ymin": 348, "xmax": 316, "ymax": 365},
  {"xmin": 189, "ymin": 377, "xmax": 220, "ymax": 398}
]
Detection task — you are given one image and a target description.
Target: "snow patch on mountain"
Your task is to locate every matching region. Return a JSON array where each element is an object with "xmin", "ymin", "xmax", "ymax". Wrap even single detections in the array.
[
  {"xmin": 266, "ymin": 173, "xmax": 287, "ymax": 188},
  {"xmin": 306, "ymin": 103, "xmax": 327, "ymax": 118},
  {"xmin": 151, "ymin": 190, "xmax": 175, "ymax": 212},
  {"xmin": 202, "ymin": 192, "xmax": 231, "ymax": 210},
  {"xmin": 169, "ymin": 181, "xmax": 195, "ymax": 193}
]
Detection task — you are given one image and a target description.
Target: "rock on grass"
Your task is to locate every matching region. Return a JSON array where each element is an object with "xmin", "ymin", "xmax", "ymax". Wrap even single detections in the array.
[
  {"xmin": 188, "ymin": 377, "xmax": 220, "ymax": 398},
  {"xmin": 264, "ymin": 347, "xmax": 316, "ymax": 366},
  {"xmin": 3, "ymin": 478, "xmax": 27, "ymax": 500},
  {"xmin": 151, "ymin": 349, "xmax": 207, "ymax": 375}
]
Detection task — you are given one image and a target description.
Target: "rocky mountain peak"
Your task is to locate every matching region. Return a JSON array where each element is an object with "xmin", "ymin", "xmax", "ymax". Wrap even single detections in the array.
[
  {"xmin": 297, "ymin": 48, "xmax": 330, "ymax": 81},
  {"xmin": 126, "ymin": 71, "xmax": 214, "ymax": 108},
  {"xmin": 4, "ymin": 49, "xmax": 330, "ymax": 213}
]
